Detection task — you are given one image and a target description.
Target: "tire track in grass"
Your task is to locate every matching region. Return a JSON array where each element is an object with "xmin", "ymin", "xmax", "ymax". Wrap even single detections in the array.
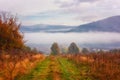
[
  {"xmin": 58, "ymin": 57, "xmax": 80, "ymax": 80},
  {"xmin": 58, "ymin": 57, "xmax": 92, "ymax": 80},
  {"xmin": 17, "ymin": 57, "xmax": 51, "ymax": 80},
  {"xmin": 47, "ymin": 56, "xmax": 62, "ymax": 80},
  {"xmin": 17, "ymin": 56, "xmax": 92, "ymax": 80},
  {"xmin": 17, "ymin": 56, "xmax": 62, "ymax": 80},
  {"xmin": 32, "ymin": 56, "xmax": 62, "ymax": 80}
]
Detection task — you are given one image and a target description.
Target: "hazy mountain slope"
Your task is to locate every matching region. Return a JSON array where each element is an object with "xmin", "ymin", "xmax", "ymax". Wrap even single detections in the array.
[
  {"xmin": 20, "ymin": 15, "xmax": 120, "ymax": 33},
  {"xmin": 69, "ymin": 16, "xmax": 120, "ymax": 32}
]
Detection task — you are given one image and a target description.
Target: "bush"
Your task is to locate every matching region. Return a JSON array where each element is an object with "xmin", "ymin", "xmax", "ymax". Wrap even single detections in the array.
[{"xmin": 0, "ymin": 12, "xmax": 24, "ymax": 50}]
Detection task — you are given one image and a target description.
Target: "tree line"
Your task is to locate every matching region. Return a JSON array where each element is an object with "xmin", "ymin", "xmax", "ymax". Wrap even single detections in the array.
[
  {"xmin": 51, "ymin": 42, "xmax": 120, "ymax": 55},
  {"xmin": 51, "ymin": 42, "xmax": 81, "ymax": 55}
]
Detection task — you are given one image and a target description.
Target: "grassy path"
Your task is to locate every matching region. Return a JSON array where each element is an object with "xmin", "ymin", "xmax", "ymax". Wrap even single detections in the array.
[
  {"xmin": 17, "ymin": 56, "xmax": 92, "ymax": 80},
  {"xmin": 58, "ymin": 57, "xmax": 92, "ymax": 80},
  {"xmin": 58, "ymin": 57, "xmax": 80, "ymax": 80},
  {"xmin": 17, "ymin": 57, "xmax": 51, "ymax": 80}
]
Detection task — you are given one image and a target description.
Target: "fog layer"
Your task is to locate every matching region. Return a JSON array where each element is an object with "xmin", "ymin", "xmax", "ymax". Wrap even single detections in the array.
[{"xmin": 24, "ymin": 32, "xmax": 120, "ymax": 45}]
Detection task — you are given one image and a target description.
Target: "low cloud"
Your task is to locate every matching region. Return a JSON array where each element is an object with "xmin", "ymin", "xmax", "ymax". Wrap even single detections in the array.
[{"xmin": 24, "ymin": 32, "xmax": 120, "ymax": 45}]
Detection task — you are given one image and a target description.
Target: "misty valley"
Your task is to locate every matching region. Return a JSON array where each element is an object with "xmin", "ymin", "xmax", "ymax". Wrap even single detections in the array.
[
  {"xmin": 24, "ymin": 32, "xmax": 120, "ymax": 54},
  {"xmin": 0, "ymin": 0, "xmax": 120, "ymax": 79}
]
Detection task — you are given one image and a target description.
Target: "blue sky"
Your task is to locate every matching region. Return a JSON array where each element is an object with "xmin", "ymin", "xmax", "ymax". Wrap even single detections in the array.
[{"xmin": 0, "ymin": 0, "xmax": 120, "ymax": 26}]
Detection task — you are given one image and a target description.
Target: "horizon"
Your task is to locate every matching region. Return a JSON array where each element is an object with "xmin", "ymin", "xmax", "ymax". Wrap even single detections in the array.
[{"xmin": 21, "ymin": 15, "xmax": 120, "ymax": 26}]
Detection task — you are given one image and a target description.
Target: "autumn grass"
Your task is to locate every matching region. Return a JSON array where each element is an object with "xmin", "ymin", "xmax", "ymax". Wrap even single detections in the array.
[
  {"xmin": 16, "ymin": 55, "xmax": 94, "ymax": 80},
  {"xmin": 63, "ymin": 53, "xmax": 120, "ymax": 80},
  {"xmin": 17, "ymin": 57, "xmax": 50, "ymax": 80},
  {"xmin": 14, "ymin": 54, "xmax": 120, "ymax": 80},
  {"xmin": 58, "ymin": 57, "xmax": 92, "ymax": 80},
  {"xmin": 0, "ymin": 53, "xmax": 45, "ymax": 80}
]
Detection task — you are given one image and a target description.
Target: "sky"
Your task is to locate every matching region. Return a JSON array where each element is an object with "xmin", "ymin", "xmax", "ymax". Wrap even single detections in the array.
[{"xmin": 0, "ymin": 0, "xmax": 120, "ymax": 26}]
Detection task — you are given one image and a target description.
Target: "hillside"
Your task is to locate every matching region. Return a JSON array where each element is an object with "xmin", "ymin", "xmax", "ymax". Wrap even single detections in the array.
[
  {"xmin": 69, "ymin": 16, "xmax": 120, "ymax": 32},
  {"xmin": 21, "ymin": 16, "xmax": 120, "ymax": 33}
]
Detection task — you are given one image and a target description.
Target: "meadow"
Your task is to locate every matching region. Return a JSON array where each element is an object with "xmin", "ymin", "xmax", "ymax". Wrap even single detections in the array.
[{"xmin": 1, "ymin": 52, "xmax": 120, "ymax": 80}]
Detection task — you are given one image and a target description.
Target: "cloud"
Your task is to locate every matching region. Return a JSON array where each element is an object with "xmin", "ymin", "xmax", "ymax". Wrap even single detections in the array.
[
  {"xmin": 0, "ymin": 0, "xmax": 58, "ymax": 16},
  {"xmin": 0, "ymin": 0, "xmax": 120, "ymax": 25},
  {"xmin": 74, "ymin": 15, "xmax": 101, "ymax": 22},
  {"xmin": 56, "ymin": 0, "xmax": 120, "ymax": 24},
  {"xmin": 24, "ymin": 32, "xmax": 120, "ymax": 44},
  {"xmin": 77, "ymin": 0, "xmax": 98, "ymax": 2},
  {"xmin": 20, "ymin": 10, "xmax": 79, "ymax": 26},
  {"xmin": 55, "ymin": 0, "xmax": 99, "ymax": 8}
]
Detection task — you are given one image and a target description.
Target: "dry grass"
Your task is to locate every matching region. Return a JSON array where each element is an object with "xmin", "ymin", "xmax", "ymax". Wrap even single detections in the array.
[
  {"xmin": 0, "ymin": 52, "xmax": 45, "ymax": 80},
  {"xmin": 63, "ymin": 52, "xmax": 120, "ymax": 80}
]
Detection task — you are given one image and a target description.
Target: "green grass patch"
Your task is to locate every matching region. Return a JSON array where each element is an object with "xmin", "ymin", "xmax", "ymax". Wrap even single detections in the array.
[
  {"xmin": 58, "ymin": 57, "xmax": 92, "ymax": 80},
  {"xmin": 58, "ymin": 57, "xmax": 80, "ymax": 80}
]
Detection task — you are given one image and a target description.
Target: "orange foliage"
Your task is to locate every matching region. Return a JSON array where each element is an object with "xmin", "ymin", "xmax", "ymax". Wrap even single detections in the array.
[
  {"xmin": 0, "ymin": 12, "xmax": 24, "ymax": 50},
  {"xmin": 0, "ymin": 52, "xmax": 45, "ymax": 80}
]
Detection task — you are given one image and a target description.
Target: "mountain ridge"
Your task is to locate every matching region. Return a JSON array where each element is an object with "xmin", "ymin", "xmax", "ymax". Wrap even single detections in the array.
[
  {"xmin": 69, "ymin": 15, "xmax": 120, "ymax": 32},
  {"xmin": 20, "ymin": 15, "xmax": 120, "ymax": 33}
]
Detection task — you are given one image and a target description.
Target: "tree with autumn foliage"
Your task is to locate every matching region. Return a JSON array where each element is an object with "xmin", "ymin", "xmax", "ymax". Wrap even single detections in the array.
[{"xmin": 0, "ymin": 12, "xmax": 24, "ymax": 50}]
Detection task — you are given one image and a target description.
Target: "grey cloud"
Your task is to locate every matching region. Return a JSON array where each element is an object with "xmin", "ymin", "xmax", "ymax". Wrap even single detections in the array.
[
  {"xmin": 77, "ymin": 0, "xmax": 99, "ymax": 3},
  {"xmin": 74, "ymin": 15, "xmax": 101, "ymax": 22},
  {"xmin": 55, "ymin": 0, "xmax": 99, "ymax": 8}
]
